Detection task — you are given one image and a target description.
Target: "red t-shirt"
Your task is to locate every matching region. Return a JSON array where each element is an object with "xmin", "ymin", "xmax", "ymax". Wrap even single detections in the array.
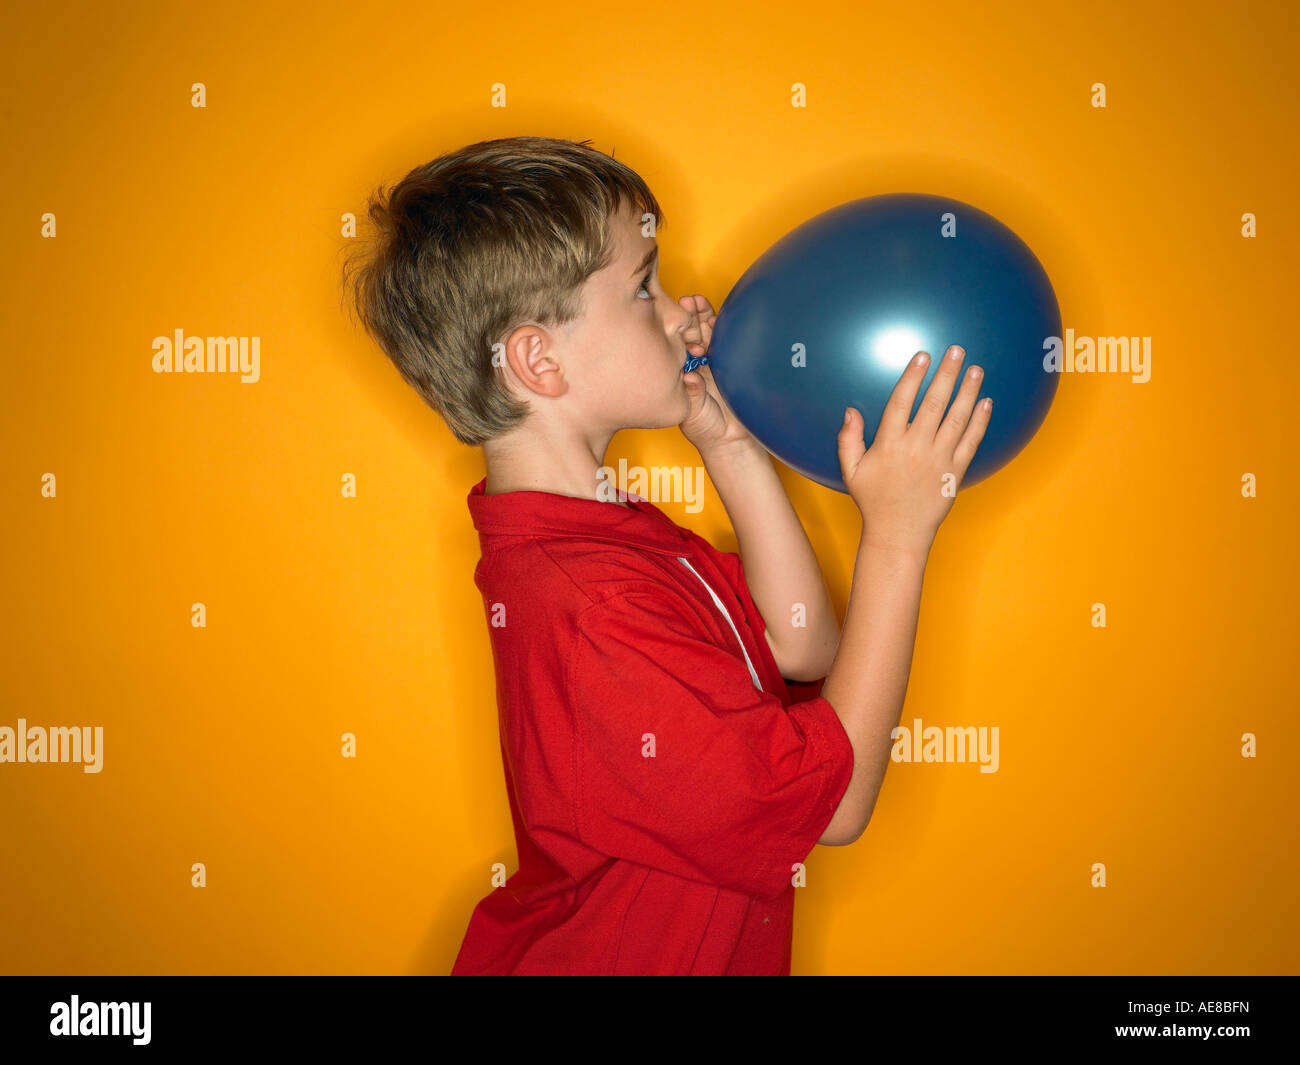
[{"xmin": 451, "ymin": 476, "xmax": 854, "ymax": 975}]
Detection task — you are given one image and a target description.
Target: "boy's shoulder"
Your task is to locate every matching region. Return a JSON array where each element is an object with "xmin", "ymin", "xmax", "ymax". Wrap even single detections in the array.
[
  {"xmin": 475, "ymin": 535, "xmax": 691, "ymax": 615},
  {"xmin": 467, "ymin": 478, "xmax": 746, "ymax": 635}
]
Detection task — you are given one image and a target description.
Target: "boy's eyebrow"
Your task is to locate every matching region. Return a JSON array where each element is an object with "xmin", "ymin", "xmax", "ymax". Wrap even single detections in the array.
[{"xmin": 629, "ymin": 244, "xmax": 658, "ymax": 280}]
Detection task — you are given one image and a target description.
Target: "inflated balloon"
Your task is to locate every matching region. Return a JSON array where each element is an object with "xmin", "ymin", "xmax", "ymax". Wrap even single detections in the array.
[{"xmin": 707, "ymin": 194, "xmax": 1061, "ymax": 491}]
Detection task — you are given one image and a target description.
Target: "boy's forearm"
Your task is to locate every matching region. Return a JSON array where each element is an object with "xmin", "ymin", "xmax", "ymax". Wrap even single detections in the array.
[
  {"xmin": 701, "ymin": 440, "xmax": 839, "ymax": 679},
  {"xmin": 818, "ymin": 531, "xmax": 929, "ymax": 843}
]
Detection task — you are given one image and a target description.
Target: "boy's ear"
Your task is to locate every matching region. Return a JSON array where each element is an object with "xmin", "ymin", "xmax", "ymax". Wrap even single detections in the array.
[{"xmin": 502, "ymin": 325, "xmax": 568, "ymax": 398}]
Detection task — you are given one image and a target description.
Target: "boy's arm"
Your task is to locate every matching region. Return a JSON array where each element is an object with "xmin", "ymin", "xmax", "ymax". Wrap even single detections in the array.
[
  {"xmin": 701, "ymin": 439, "xmax": 926, "ymax": 847},
  {"xmin": 701, "ymin": 439, "xmax": 840, "ymax": 683},
  {"xmin": 817, "ymin": 345, "xmax": 992, "ymax": 845},
  {"xmin": 815, "ymin": 531, "xmax": 928, "ymax": 845},
  {"xmin": 693, "ymin": 345, "xmax": 991, "ymax": 848}
]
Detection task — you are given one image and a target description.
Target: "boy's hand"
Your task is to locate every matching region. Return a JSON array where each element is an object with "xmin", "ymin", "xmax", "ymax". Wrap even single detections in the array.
[
  {"xmin": 677, "ymin": 295, "xmax": 756, "ymax": 455},
  {"xmin": 837, "ymin": 345, "xmax": 992, "ymax": 553}
]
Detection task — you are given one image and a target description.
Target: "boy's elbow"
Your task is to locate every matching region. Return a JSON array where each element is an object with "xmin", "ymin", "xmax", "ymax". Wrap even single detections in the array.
[
  {"xmin": 778, "ymin": 644, "xmax": 838, "ymax": 684},
  {"xmin": 769, "ymin": 626, "xmax": 839, "ymax": 684},
  {"xmin": 818, "ymin": 781, "xmax": 878, "ymax": 846},
  {"xmin": 816, "ymin": 825, "xmax": 863, "ymax": 847},
  {"xmin": 817, "ymin": 810, "xmax": 870, "ymax": 847}
]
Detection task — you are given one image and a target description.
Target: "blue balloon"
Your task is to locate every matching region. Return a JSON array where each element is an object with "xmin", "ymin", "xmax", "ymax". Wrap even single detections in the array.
[{"xmin": 707, "ymin": 194, "xmax": 1061, "ymax": 491}]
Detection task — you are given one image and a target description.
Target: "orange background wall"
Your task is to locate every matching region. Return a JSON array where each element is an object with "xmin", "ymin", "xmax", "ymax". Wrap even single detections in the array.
[{"xmin": 2, "ymin": 0, "xmax": 1295, "ymax": 974}]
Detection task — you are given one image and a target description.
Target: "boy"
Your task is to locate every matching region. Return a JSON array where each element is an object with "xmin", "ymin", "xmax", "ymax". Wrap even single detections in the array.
[{"xmin": 342, "ymin": 136, "xmax": 991, "ymax": 975}]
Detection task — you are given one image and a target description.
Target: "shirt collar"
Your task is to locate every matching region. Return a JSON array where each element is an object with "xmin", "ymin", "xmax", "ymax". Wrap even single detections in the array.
[{"xmin": 467, "ymin": 477, "xmax": 689, "ymax": 555}]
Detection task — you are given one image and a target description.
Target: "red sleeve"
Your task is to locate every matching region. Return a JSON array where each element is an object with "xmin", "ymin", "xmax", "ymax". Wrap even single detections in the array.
[{"xmin": 566, "ymin": 590, "xmax": 854, "ymax": 898}]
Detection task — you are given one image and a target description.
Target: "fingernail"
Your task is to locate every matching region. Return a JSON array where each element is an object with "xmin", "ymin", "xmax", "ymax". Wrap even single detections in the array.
[{"xmin": 843, "ymin": 407, "xmax": 851, "ymax": 425}]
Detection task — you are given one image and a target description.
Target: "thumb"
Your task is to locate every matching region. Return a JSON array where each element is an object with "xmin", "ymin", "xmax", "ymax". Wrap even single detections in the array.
[
  {"xmin": 681, "ymin": 370, "xmax": 706, "ymax": 412},
  {"xmin": 837, "ymin": 406, "xmax": 866, "ymax": 475}
]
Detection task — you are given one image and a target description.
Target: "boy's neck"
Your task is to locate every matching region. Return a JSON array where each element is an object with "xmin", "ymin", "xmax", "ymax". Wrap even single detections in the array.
[{"xmin": 483, "ymin": 429, "xmax": 629, "ymax": 507}]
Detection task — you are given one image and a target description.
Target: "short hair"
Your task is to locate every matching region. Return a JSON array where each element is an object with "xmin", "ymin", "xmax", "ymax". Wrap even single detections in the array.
[{"xmin": 340, "ymin": 136, "xmax": 665, "ymax": 445}]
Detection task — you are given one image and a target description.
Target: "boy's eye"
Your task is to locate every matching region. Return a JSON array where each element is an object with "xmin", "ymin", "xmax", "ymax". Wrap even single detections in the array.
[{"xmin": 636, "ymin": 270, "xmax": 654, "ymax": 300}]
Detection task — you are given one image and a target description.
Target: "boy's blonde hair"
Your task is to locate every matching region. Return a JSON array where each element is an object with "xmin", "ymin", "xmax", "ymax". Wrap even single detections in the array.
[{"xmin": 341, "ymin": 136, "xmax": 665, "ymax": 444}]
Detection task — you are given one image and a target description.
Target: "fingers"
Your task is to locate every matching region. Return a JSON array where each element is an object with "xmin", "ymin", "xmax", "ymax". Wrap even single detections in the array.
[
  {"xmin": 681, "ymin": 309, "xmax": 703, "ymax": 351},
  {"xmin": 679, "ymin": 294, "xmax": 715, "ymax": 354},
  {"xmin": 877, "ymin": 351, "xmax": 933, "ymax": 439},
  {"xmin": 912, "ymin": 345, "xmax": 968, "ymax": 437},
  {"xmin": 935, "ymin": 360, "xmax": 984, "ymax": 453},
  {"xmin": 680, "ymin": 293, "xmax": 716, "ymax": 317},
  {"xmin": 952, "ymin": 395, "xmax": 993, "ymax": 475}
]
